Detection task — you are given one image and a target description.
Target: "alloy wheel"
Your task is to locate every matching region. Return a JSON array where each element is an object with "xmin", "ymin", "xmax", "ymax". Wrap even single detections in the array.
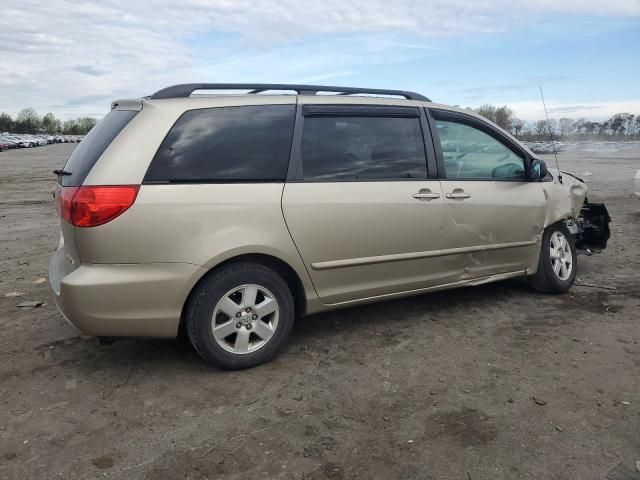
[
  {"xmin": 211, "ymin": 284, "xmax": 279, "ymax": 354},
  {"xmin": 549, "ymin": 231, "xmax": 573, "ymax": 281}
]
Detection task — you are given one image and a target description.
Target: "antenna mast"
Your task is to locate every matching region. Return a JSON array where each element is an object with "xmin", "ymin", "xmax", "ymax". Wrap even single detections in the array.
[{"xmin": 539, "ymin": 86, "xmax": 562, "ymax": 184}]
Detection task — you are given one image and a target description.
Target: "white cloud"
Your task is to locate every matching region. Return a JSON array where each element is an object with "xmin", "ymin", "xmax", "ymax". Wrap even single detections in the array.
[
  {"xmin": 0, "ymin": 0, "xmax": 638, "ymax": 118},
  {"xmin": 492, "ymin": 100, "xmax": 640, "ymax": 122}
]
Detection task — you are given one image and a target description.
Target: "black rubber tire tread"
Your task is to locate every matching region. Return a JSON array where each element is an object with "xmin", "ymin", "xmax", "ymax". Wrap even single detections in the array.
[
  {"xmin": 529, "ymin": 222, "xmax": 578, "ymax": 294},
  {"xmin": 186, "ymin": 262, "xmax": 294, "ymax": 370}
]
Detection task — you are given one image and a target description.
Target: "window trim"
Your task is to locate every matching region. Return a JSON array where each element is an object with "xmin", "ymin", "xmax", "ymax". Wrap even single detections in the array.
[
  {"xmin": 427, "ymin": 108, "xmax": 534, "ymax": 182},
  {"xmin": 142, "ymin": 104, "xmax": 296, "ymax": 184},
  {"xmin": 302, "ymin": 104, "xmax": 420, "ymax": 118},
  {"xmin": 287, "ymin": 105, "xmax": 433, "ymax": 183},
  {"xmin": 143, "ymin": 178, "xmax": 285, "ymax": 185}
]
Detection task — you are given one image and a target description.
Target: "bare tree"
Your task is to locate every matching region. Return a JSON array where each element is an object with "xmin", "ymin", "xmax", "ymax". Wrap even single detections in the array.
[
  {"xmin": 493, "ymin": 106, "xmax": 514, "ymax": 131},
  {"xmin": 0, "ymin": 113, "xmax": 13, "ymax": 132},
  {"xmin": 511, "ymin": 118, "xmax": 524, "ymax": 137},
  {"xmin": 474, "ymin": 104, "xmax": 514, "ymax": 131},
  {"xmin": 42, "ymin": 112, "xmax": 61, "ymax": 134},
  {"xmin": 63, "ymin": 119, "xmax": 78, "ymax": 134},
  {"xmin": 534, "ymin": 120, "xmax": 548, "ymax": 139},
  {"xmin": 16, "ymin": 108, "xmax": 40, "ymax": 133},
  {"xmin": 77, "ymin": 117, "xmax": 97, "ymax": 134},
  {"xmin": 558, "ymin": 118, "xmax": 573, "ymax": 138},
  {"xmin": 475, "ymin": 104, "xmax": 497, "ymax": 123}
]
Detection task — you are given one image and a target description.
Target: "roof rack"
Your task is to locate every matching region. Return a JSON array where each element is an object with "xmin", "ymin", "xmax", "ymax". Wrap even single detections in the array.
[{"xmin": 149, "ymin": 83, "xmax": 430, "ymax": 102}]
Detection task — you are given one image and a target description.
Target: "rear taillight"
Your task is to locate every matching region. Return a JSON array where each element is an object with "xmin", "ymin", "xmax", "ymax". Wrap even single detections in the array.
[{"xmin": 56, "ymin": 185, "xmax": 139, "ymax": 227}]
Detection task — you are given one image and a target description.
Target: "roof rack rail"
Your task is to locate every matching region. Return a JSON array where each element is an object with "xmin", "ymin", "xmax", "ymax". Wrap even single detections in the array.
[{"xmin": 149, "ymin": 83, "xmax": 431, "ymax": 102}]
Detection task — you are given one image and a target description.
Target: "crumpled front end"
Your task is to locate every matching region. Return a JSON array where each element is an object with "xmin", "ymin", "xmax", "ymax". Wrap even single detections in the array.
[
  {"xmin": 570, "ymin": 202, "xmax": 611, "ymax": 253},
  {"xmin": 544, "ymin": 169, "xmax": 611, "ymax": 253},
  {"xmin": 542, "ymin": 170, "xmax": 587, "ymax": 227}
]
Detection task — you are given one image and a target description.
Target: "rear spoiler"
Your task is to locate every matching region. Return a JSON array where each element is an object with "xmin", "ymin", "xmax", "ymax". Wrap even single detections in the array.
[{"xmin": 111, "ymin": 98, "xmax": 143, "ymax": 111}]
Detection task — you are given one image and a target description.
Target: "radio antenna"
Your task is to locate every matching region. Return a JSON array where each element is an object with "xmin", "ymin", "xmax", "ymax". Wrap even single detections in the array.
[{"xmin": 539, "ymin": 86, "xmax": 562, "ymax": 184}]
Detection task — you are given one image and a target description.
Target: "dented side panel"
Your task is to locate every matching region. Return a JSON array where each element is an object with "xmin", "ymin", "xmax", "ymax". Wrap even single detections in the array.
[{"xmin": 439, "ymin": 180, "xmax": 547, "ymax": 280}]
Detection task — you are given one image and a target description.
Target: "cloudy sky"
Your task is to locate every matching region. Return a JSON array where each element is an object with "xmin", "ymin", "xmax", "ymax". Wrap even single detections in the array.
[{"xmin": 1, "ymin": 0, "xmax": 639, "ymax": 121}]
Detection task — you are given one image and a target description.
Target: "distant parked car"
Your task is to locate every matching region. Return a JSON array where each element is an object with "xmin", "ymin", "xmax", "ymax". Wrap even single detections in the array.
[
  {"xmin": 0, "ymin": 136, "xmax": 19, "ymax": 149},
  {"xmin": 33, "ymin": 135, "xmax": 48, "ymax": 146},
  {"xmin": 0, "ymin": 134, "xmax": 55, "ymax": 147},
  {"xmin": 10, "ymin": 135, "xmax": 31, "ymax": 148},
  {"xmin": 635, "ymin": 170, "xmax": 640, "ymax": 199}
]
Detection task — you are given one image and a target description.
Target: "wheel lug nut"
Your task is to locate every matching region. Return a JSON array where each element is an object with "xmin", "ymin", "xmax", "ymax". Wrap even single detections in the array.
[
  {"xmin": 252, "ymin": 314, "xmax": 258, "ymax": 320},
  {"xmin": 236, "ymin": 322, "xmax": 242, "ymax": 329},
  {"xmin": 245, "ymin": 307, "xmax": 251, "ymax": 313},
  {"xmin": 246, "ymin": 324, "xmax": 252, "ymax": 330},
  {"xmin": 236, "ymin": 312, "xmax": 241, "ymax": 318}
]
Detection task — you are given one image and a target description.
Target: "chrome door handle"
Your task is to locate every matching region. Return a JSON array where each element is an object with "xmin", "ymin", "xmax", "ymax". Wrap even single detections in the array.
[
  {"xmin": 445, "ymin": 191, "xmax": 471, "ymax": 199},
  {"xmin": 413, "ymin": 192, "xmax": 441, "ymax": 200}
]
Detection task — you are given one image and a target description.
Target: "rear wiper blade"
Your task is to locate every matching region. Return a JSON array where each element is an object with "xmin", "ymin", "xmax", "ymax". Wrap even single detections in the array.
[{"xmin": 53, "ymin": 169, "xmax": 72, "ymax": 176}]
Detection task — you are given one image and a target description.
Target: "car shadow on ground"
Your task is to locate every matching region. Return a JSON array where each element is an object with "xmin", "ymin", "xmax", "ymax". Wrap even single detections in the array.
[
  {"xmin": 293, "ymin": 277, "xmax": 533, "ymax": 336},
  {"xmin": 61, "ymin": 278, "xmax": 535, "ymax": 376}
]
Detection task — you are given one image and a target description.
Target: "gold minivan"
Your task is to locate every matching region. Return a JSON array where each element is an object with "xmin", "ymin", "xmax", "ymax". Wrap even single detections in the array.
[{"xmin": 50, "ymin": 84, "xmax": 610, "ymax": 369}]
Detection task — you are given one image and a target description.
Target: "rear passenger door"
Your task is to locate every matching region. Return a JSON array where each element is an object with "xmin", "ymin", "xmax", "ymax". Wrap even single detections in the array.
[
  {"xmin": 428, "ymin": 108, "xmax": 547, "ymax": 280},
  {"xmin": 283, "ymin": 103, "xmax": 451, "ymax": 305}
]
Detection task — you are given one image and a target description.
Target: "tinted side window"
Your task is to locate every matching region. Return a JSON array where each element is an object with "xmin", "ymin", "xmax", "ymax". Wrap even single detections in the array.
[
  {"xmin": 434, "ymin": 120, "xmax": 525, "ymax": 180},
  {"xmin": 145, "ymin": 105, "xmax": 295, "ymax": 182},
  {"xmin": 61, "ymin": 110, "xmax": 138, "ymax": 186},
  {"xmin": 301, "ymin": 116, "xmax": 427, "ymax": 181}
]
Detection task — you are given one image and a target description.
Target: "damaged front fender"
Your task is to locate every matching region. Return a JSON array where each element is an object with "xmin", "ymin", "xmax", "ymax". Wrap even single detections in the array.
[
  {"xmin": 541, "ymin": 170, "xmax": 588, "ymax": 228},
  {"xmin": 542, "ymin": 169, "xmax": 611, "ymax": 253}
]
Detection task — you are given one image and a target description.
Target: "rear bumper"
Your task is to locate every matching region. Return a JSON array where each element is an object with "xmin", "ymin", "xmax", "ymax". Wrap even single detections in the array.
[{"xmin": 49, "ymin": 255, "xmax": 205, "ymax": 338}]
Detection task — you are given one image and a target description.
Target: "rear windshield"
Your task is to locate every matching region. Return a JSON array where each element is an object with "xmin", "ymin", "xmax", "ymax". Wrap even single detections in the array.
[{"xmin": 60, "ymin": 110, "xmax": 138, "ymax": 186}]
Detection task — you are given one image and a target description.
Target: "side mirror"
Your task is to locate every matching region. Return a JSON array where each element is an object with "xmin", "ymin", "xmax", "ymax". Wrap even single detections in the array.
[{"xmin": 530, "ymin": 158, "xmax": 548, "ymax": 180}]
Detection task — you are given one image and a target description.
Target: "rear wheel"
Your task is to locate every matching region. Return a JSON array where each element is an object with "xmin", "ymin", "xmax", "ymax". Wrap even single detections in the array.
[
  {"xmin": 529, "ymin": 222, "xmax": 577, "ymax": 293},
  {"xmin": 186, "ymin": 262, "xmax": 295, "ymax": 369}
]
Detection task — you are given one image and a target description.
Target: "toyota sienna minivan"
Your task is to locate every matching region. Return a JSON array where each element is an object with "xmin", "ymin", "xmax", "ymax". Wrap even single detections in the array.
[{"xmin": 50, "ymin": 83, "xmax": 610, "ymax": 369}]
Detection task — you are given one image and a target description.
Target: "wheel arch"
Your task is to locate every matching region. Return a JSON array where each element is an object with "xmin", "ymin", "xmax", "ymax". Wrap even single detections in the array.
[{"xmin": 179, "ymin": 253, "xmax": 308, "ymax": 338}]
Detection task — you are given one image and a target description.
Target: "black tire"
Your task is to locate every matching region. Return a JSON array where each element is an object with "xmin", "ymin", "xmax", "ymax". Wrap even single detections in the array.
[
  {"xmin": 529, "ymin": 222, "xmax": 577, "ymax": 293},
  {"xmin": 186, "ymin": 262, "xmax": 295, "ymax": 370}
]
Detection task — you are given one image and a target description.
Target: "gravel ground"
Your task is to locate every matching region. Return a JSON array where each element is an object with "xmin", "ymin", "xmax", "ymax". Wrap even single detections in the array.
[{"xmin": 0, "ymin": 143, "xmax": 638, "ymax": 480}]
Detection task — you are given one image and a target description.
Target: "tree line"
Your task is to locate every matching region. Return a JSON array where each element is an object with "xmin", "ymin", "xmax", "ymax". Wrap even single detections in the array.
[
  {"xmin": 0, "ymin": 108, "xmax": 97, "ymax": 135},
  {"xmin": 3, "ymin": 103, "xmax": 639, "ymax": 141},
  {"xmin": 471, "ymin": 104, "xmax": 640, "ymax": 141}
]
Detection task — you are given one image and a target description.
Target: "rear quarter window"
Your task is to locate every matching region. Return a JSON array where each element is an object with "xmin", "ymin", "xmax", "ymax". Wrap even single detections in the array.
[
  {"xmin": 144, "ymin": 105, "xmax": 295, "ymax": 183},
  {"xmin": 61, "ymin": 110, "xmax": 138, "ymax": 186}
]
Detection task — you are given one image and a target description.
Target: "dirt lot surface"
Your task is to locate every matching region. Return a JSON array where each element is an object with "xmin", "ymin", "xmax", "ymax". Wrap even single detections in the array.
[{"xmin": 1, "ymin": 144, "xmax": 638, "ymax": 479}]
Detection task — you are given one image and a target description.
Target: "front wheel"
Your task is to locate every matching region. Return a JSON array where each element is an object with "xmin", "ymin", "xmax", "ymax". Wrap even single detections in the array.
[
  {"xmin": 529, "ymin": 222, "xmax": 577, "ymax": 293},
  {"xmin": 186, "ymin": 262, "xmax": 295, "ymax": 370}
]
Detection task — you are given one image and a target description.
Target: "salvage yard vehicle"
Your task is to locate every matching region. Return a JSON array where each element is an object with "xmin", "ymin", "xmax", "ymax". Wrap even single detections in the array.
[
  {"xmin": 0, "ymin": 136, "xmax": 17, "ymax": 150},
  {"xmin": 0, "ymin": 133, "xmax": 83, "ymax": 148},
  {"xmin": 49, "ymin": 83, "xmax": 611, "ymax": 369}
]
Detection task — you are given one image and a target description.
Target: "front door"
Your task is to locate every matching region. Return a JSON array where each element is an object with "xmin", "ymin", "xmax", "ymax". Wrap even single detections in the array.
[
  {"xmin": 429, "ymin": 109, "xmax": 547, "ymax": 280},
  {"xmin": 283, "ymin": 105, "xmax": 451, "ymax": 305}
]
